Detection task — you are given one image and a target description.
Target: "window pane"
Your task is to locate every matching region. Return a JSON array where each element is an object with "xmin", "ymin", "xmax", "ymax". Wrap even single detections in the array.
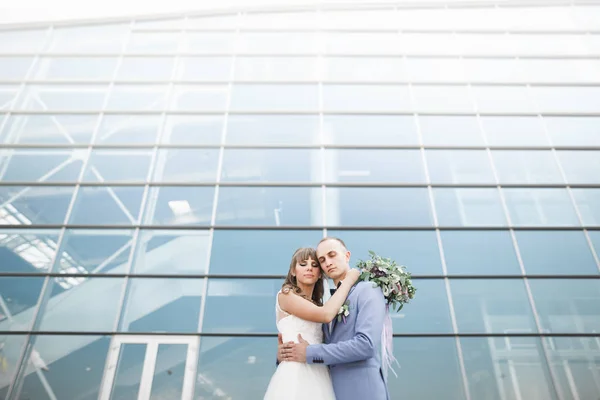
[
  {"xmin": 426, "ymin": 150, "xmax": 494, "ymax": 184},
  {"xmin": 0, "ymin": 29, "xmax": 47, "ymax": 53},
  {"xmin": 557, "ymin": 151, "xmax": 600, "ymax": 184},
  {"xmin": 171, "ymin": 85, "xmax": 228, "ymax": 111},
  {"xmin": 532, "ymin": 86, "xmax": 600, "ymax": 113},
  {"xmin": 143, "ymin": 187, "xmax": 215, "ymax": 226},
  {"xmin": 392, "ymin": 279, "xmax": 453, "ymax": 333},
  {"xmin": 399, "ymin": 33, "xmax": 460, "ymax": 55},
  {"xmin": 323, "ymin": 84, "xmax": 411, "ymax": 112},
  {"xmin": 461, "ymin": 337, "xmax": 557, "ymax": 400},
  {"xmin": 69, "ymin": 187, "xmax": 145, "ymax": 225},
  {"xmin": 481, "ymin": 116, "xmax": 549, "ymax": 147},
  {"xmin": 0, "ymin": 149, "xmax": 85, "ymax": 182},
  {"xmin": 182, "ymin": 32, "xmax": 236, "ymax": 53},
  {"xmin": 96, "ymin": 115, "xmax": 163, "ymax": 145},
  {"xmin": 56, "ymin": 229, "xmax": 134, "ymax": 274},
  {"xmin": 419, "ymin": 116, "xmax": 483, "ymax": 146},
  {"xmin": 18, "ymin": 85, "xmax": 107, "ymax": 111},
  {"xmin": 106, "ymin": 85, "xmax": 168, "ymax": 111},
  {"xmin": 515, "ymin": 231, "xmax": 598, "ymax": 275},
  {"xmin": 572, "ymin": 189, "xmax": 600, "ymax": 226},
  {"xmin": 323, "ymin": 57, "xmax": 406, "ymax": 82},
  {"xmin": 451, "ymin": 279, "xmax": 537, "ymax": 333},
  {"xmin": 322, "ymin": 115, "xmax": 418, "ymax": 146},
  {"xmin": 221, "ymin": 149, "xmax": 321, "ymax": 182},
  {"xmin": 492, "ymin": 150, "xmax": 564, "ymax": 184},
  {"xmin": 590, "ymin": 231, "xmax": 600, "ymax": 258},
  {"xmin": 235, "ymin": 57, "xmax": 317, "ymax": 81},
  {"xmin": 83, "ymin": 149, "xmax": 153, "ymax": 182},
  {"xmin": 202, "ymin": 279, "xmax": 279, "ymax": 333},
  {"xmin": 37, "ymin": 277, "xmax": 125, "ymax": 331},
  {"xmin": 441, "ymin": 231, "xmax": 521, "ymax": 275},
  {"xmin": 328, "ymin": 230, "xmax": 443, "ymax": 275},
  {"xmin": 126, "ymin": 32, "xmax": 180, "ymax": 54},
  {"xmin": 0, "ymin": 229, "xmax": 60, "ymax": 273},
  {"xmin": 0, "ymin": 186, "xmax": 75, "ymax": 225},
  {"xmin": 325, "ymin": 149, "xmax": 425, "ymax": 183},
  {"xmin": 326, "ymin": 188, "xmax": 432, "ymax": 227},
  {"xmin": 0, "ymin": 114, "xmax": 98, "ymax": 145},
  {"xmin": 406, "ymin": 58, "xmax": 466, "ymax": 82},
  {"xmin": 241, "ymin": 11, "xmax": 317, "ymax": 29},
  {"xmin": 117, "ymin": 57, "xmax": 175, "ymax": 81},
  {"xmin": 545, "ymin": 117, "xmax": 600, "ymax": 147},
  {"xmin": 0, "ymin": 57, "xmax": 34, "ymax": 80},
  {"xmin": 0, "ymin": 277, "xmax": 45, "ymax": 330},
  {"xmin": 161, "ymin": 115, "xmax": 223, "ymax": 145},
  {"xmin": 530, "ymin": 280, "xmax": 600, "ymax": 334},
  {"xmin": 33, "ymin": 57, "xmax": 118, "ymax": 80},
  {"xmin": 412, "ymin": 85, "xmax": 473, "ymax": 113},
  {"xmin": 216, "ymin": 187, "xmax": 322, "ymax": 226},
  {"xmin": 230, "ymin": 84, "xmax": 318, "ymax": 111},
  {"xmin": 49, "ymin": 24, "xmax": 127, "ymax": 53},
  {"xmin": 176, "ymin": 57, "xmax": 231, "ymax": 81},
  {"xmin": 503, "ymin": 189, "xmax": 580, "ymax": 227},
  {"xmin": 0, "ymin": 85, "xmax": 19, "ymax": 111},
  {"xmin": 325, "ymin": 33, "xmax": 400, "ymax": 55},
  {"xmin": 434, "ymin": 188, "xmax": 507, "ymax": 227},
  {"xmin": 133, "ymin": 230, "xmax": 211, "ymax": 274},
  {"xmin": 0, "ymin": 335, "xmax": 27, "ymax": 399},
  {"xmin": 226, "ymin": 115, "xmax": 319, "ymax": 145},
  {"xmin": 238, "ymin": 32, "xmax": 319, "ymax": 54},
  {"xmin": 462, "ymin": 58, "xmax": 522, "ymax": 83},
  {"xmin": 321, "ymin": 10, "xmax": 396, "ymax": 29},
  {"xmin": 120, "ymin": 278, "xmax": 203, "ymax": 332},
  {"xmin": 152, "ymin": 149, "xmax": 219, "ymax": 182},
  {"xmin": 520, "ymin": 59, "xmax": 600, "ymax": 84},
  {"xmin": 472, "ymin": 86, "xmax": 535, "ymax": 113}
]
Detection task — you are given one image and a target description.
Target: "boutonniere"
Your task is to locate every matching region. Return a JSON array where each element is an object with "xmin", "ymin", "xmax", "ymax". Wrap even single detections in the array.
[{"xmin": 336, "ymin": 300, "xmax": 350, "ymax": 323}]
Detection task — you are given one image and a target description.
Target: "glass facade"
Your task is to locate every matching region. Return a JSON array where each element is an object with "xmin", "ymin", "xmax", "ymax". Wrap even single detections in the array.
[{"xmin": 1, "ymin": 3, "xmax": 600, "ymax": 399}]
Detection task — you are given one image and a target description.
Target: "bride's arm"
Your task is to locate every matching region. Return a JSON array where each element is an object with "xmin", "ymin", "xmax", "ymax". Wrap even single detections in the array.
[{"xmin": 278, "ymin": 269, "xmax": 360, "ymax": 324}]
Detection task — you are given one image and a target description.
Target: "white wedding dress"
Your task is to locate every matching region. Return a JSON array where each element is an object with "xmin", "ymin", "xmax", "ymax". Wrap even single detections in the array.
[{"xmin": 263, "ymin": 291, "xmax": 336, "ymax": 400}]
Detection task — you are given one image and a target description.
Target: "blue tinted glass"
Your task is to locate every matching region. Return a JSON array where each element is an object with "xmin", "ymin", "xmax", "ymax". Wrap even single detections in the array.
[
  {"xmin": 544, "ymin": 117, "xmax": 600, "ymax": 147},
  {"xmin": 530, "ymin": 280, "xmax": 600, "ymax": 334},
  {"xmin": 434, "ymin": 188, "xmax": 507, "ymax": 227},
  {"xmin": 37, "ymin": 278, "xmax": 125, "ymax": 331},
  {"xmin": 209, "ymin": 230, "xmax": 323, "ymax": 274},
  {"xmin": 221, "ymin": 149, "xmax": 321, "ymax": 182},
  {"xmin": 56, "ymin": 229, "xmax": 134, "ymax": 274},
  {"xmin": 202, "ymin": 279, "xmax": 280, "ymax": 333},
  {"xmin": 84, "ymin": 149, "xmax": 153, "ymax": 182},
  {"xmin": 426, "ymin": 150, "xmax": 494, "ymax": 184},
  {"xmin": 0, "ymin": 277, "xmax": 45, "ymax": 331},
  {"xmin": 230, "ymin": 84, "xmax": 318, "ymax": 111},
  {"xmin": 412, "ymin": 85, "xmax": 473, "ymax": 113},
  {"xmin": 472, "ymin": 86, "xmax": 534, "ymax": 113},
  {"xmin": 588, "ymin": 231, "xmax": 600, "ymax": 259},
  {"xmin": 143, "ymin": 186, "xmax": 215, "ymax": 226},
  {"xmin": 419, "ymin": 116, "xmax": 483, "ymax": 146},
  {"xmin": 503, "ymin": 189, "xmax": 580, "ymax": 226},
  {"xmin": 572, "ymin": 189, "xmax": 600, "ymax": 226},
  {"xmin": 557, "ymin": 151, "xmax": 600, "ymax": 184},
  {"xmin": 451, "ymin": 279, "xmax": 537, "ymax": 333},
  {"xmin": 481, "ymin": 116, "xmax": 549, "ymax": 147},
  {"xmin": 323, "ymin": 84, "xmax": 411, "ymax": 112},
  {"xmin": 515, "ymin": 231, "xmax": 598, "ymax": 275},
  {"xmin": 328, "ymin": 230, "xmax": 443, "ymax": 275},
  {"xmin": 389, "ymin": 338, "xmax": 465, "ymax": 400},
  {"xmin": 324, "ymin": 150, "xmax": 425, "ymax": 183},
  {"xmin": 0, "ymin": 186, "xmax": 75, "ymax": 225},
  {"xmin": 216, "ymin": 187, "xmax": 322, "ymax": 226},
  {"xmin": 121, "ymin": 278, "xmax": 203, "ymax": 333},
  {"xmin": 322, "ymin": 115, "xmax": 418, "ymax": 145},
  {"xmin": 96, "ymin": 115, "xmax": 163, "ymax": 145},
  {"xmin": 461, "ymin": 337, "xmax": 558, "ymax": 400},
  {"xmin": 69, "ymin": 187, "xmax": 145, "ymax": 225},
  {"xmin": 492, "ymin": 150, "xmax": 564, "ymax": 184},
  {"xmin": 152, "ymin": 149, "xmax": 219, "ymax": 182},
  {"xmin": 226, "ymin": 115, "xmax": 319, "ymax": 145},
  {"xmin": 0, "ymin": 334, "xmax": 27, "ymax": 398},
  {"xmin": 0, "ymin": 149, "xmax": 84, "ymax": 182},
  {"xmin": 392, "ymin": 279, "xmax": 453, "ymax": 333},
  {"xmin": 326, "ymin": 188, "xmax": 433, "ymax": 227},
  {"xmin": 0, "ymin": 229, "xmax": 60, "ymax": 273},
  {"xmin": 162, "ymin": 115, "xmax": 223, "ymax": 145},
  {"xmin": 441, "ymin": 231, "xmax": 521, "ymax": 275}
]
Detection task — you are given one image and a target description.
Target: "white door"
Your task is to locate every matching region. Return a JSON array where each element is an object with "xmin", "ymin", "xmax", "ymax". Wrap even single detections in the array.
[{"xmin": 99, "ymin": 335, "xmax": 198, "ymax": 400}]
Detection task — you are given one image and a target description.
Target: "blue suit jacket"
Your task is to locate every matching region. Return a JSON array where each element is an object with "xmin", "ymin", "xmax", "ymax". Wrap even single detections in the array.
[{"xmin": 306, "ymin": 281, "xmax": 390, "ymax": 400}]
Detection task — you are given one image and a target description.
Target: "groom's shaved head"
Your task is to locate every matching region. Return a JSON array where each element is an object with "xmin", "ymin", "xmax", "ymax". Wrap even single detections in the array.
[{"xmin": 318, "ymin": 236, "xmax": 348, "ymax": 251}]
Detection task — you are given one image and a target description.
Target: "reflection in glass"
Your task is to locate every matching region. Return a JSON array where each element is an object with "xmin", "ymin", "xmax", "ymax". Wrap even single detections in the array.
[
  {"xmin": 37, "ymin": 278, "xmax": 125, "ymax": 331},
  {"xmin": 451, "ymin": 279, "xmax": 537, "ymax": 333},
  {"xmin": 393, "ymin": 279, "xmax": 453, "ymax": 333},
  {"xmin": 226, "ymin": 115, "xmax": 319, "ymax": 145},
  {"xmin": 589, "ymin": 231, "xmax": 600, "ymax": 260},
  {"xmin": 117, "ymin": 57, "xmax": 175, "ymax": 81},
  {"xmin": 0, "ymin": 57, "xmax": 33, "ymax": 80},
  {"xmin": 0, "ymin": 149, "xmax": 85, "ymax": 182},
  {"xmin": 69, "ymin": 187, "xmax": 145, "ymax": 225},
  {"xmin": 434, "ymin": 188, "xmax": 507, "ymax": 227},
  {"xmin": 221, "ymin": 149, "xmax": 320, "ymax": 182},
  {"xmin": 324, "ymin": 149, "xmax": 425, "ymax": 183},
  {"xmin": 419, "ymin": 116, "xmax": 483, "ymax": 146},
  {"xmin": 0, "ymin": 229, "xmax": 60, "ymax": 273},
  {"xmin": 216, "ymin": 187, "xmax": 322, "ymax": 226},
  {"xmin": 55, "ymin": 229, "xmax": 135, "ymax": 274},
  {"xmin": 323, "ymin": 84, "xmax": 410, "ymax": 112},
  {"xmin": 105, "ymin": 85, "xmax": 167, "ymax": 111},
  {"xmin": 412, "ymin": 85, "xmax": 473, "ymax": 113},
  {"xmin": 0, "ymin": 114, "xmax": 98, "ymax": 145},
  {"xmin": 120, "ymin": 278, "xmax": 203, "ymax": 332},
  {"xmin": 0, "ymin": 335, "xmax": 27, "ymax": 398},
  {"xmin": 0, "ymin": 29, "xmax": 47, "ymax": 53},
  {"xmin": 326, "ymin": 188, "xmax": 433, "ymax": 227},
  {"xmin": 230, "ymin": 84, "xmax": 318, "ymax": 111},
  {"xmin": 202, "ymin": 279, "xmax": 279, "ymax": 333},
  {"xmin": 503, "ymin": 189, "xmax": 579, "ymax": 227},
  {"xmin": 461, "ymin": 337, "xmax": 557, "ymax": 400},
  {"xmin": 33, "ymin": 57, "xmax": 118, "ymax": 80},
  {"xmin": 162, "ymin": 115, "xmax": 223, "ymax": 145},
  {"xmin": 492, "ymin": 151, "xmax": 563, "ymax": 184},
  {"xmin": 153, "ymin": 149, "xmax": 219, "ymax": 182},
  {"xmin": 327, "ymin": 230, "xmax": 443, "ymax": 275},
  {"xmin": 441, "ymin": 231, "xmax": 521, "ymax": 275},
  {"xmin": 110, "ymin": 343, "xmax": 146, "ymax": 399},
  {"xmin": 209, "ymin": 230, "xmax": 323, "ymax": 274},
  {"xmin": 96, "ymin": 115, "xmax": 163, "ymax": 144},
  {"xmin": 544, "ymin": 117, "xmax": 600, "ymax": 147},
  {"xmin": 17, "ymin": 85, "xmax": 107, "ymax": 111},
  {"xmin": 0, "ymin": 186, "xmax": 75, "ymax": 225},
  {"xmin": 556, "ymin": 151, "xmax": 600, "ymax": 184},
  {"xmin": 149, "ymin": 343, "xmax": 189, "ymax": 398},
  {"xmin": 426, "ymin": 150, "xmax": 494, "ymax": 184},
  {"xmin": 515, "ymin": 231, "xmax": 598, "ymax": 275},
  {"xmin": 15, "ymin": 335, "xmax": 111, "ymax": 400},
  {"xmin": 144, "ymin": 186, "xmax": 215, "ymax": 226},
  {"xmin": 0, "ymin": 277, "xmax": 45, "ymax": 331},
  {"xmin": 0, "ymin": 85, "xmax": 18, "ymax": 111},
  {"xmin": 572, "ymin": 189, "xmax": 600, "ymax": 226},
  {"xmin": 133, "ymin": 230, "xmax": 211, "ymax": 274},
  {"xmin": 322, "ymin": 115, "xmax": 418, "ymax": 146},
  {"xmin": 83, "ymin": 149, "xmax": 153, "ymax": 182}
]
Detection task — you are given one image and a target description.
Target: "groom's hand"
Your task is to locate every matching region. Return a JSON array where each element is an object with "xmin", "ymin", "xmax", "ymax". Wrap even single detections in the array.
[{"xmin": 282, "ymin": 334, "xmax": 308, "ymax": 363}]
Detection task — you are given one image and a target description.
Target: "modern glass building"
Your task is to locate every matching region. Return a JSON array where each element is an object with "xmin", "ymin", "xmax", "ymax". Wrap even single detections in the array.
[{"xmin": 0, "ymin": 1, "xmax": 599, "ymax": 399}]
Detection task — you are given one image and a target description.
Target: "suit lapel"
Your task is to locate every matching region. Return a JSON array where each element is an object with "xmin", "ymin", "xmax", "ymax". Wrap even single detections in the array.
[{"xmin": 330, "ymin": 283, "xmax": 358, "ymax": 335}]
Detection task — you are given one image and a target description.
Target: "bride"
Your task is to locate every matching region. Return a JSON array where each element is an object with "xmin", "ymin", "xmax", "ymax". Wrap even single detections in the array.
[{"xmin": 264, "ymin": 247, "xmax": 360, "ymax": 400}]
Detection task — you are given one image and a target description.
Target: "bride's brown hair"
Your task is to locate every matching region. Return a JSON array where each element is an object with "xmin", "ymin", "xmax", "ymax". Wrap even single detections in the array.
[{"xmin": 281, "ymin": 247, "xmax": 324, "ymax": 307}]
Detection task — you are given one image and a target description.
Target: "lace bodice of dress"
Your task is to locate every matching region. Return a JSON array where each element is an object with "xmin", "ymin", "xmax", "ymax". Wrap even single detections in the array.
[{"xmin": 275, "ymin": 290, "xmax": 324, "ymax": 345}]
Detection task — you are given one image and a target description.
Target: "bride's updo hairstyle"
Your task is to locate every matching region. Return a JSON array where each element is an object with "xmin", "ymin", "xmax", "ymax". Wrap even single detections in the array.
[{"xmin": 281, "ymin": 247, "xmax": 324, "ymax": 307}]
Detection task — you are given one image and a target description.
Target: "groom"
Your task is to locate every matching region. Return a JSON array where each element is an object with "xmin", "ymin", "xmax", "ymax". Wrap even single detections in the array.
[{"xmin": 278, "ymin": 237, "xmax": 390, "ymax": 400}]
